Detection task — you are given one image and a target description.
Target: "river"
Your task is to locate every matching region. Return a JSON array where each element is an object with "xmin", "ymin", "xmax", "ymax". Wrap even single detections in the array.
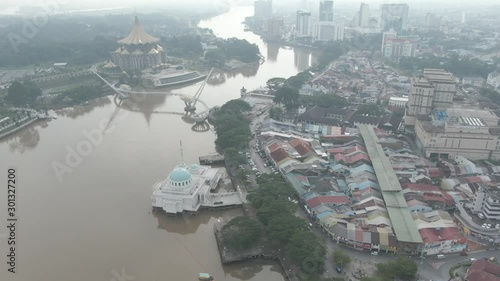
[{"xmin": 0, "ymin": 6, "xmax": 314, "ymax": 281}]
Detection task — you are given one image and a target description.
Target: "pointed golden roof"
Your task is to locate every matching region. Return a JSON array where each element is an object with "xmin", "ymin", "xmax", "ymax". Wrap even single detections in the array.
[{"xmin": 118, "ymin": 16, "xmax": 160, "ymax": 45}]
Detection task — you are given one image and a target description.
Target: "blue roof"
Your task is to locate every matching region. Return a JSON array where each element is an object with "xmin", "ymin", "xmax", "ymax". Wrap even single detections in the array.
[
  {"xmin": 316, "ymin": 211, "xmax": 333, "ymax": 219},
  {"xmin": 169, "ymin": 167, "xmax": 192, "ymax": 182}
]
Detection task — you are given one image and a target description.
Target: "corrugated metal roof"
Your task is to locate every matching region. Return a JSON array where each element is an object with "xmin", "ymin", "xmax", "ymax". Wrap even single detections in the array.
[{"xmin": 359, "ymin": 124, "xmax": 423, "ymax": 244}]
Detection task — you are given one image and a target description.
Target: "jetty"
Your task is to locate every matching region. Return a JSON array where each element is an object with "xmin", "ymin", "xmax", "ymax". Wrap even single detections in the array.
[{"xmin": 199, "ymin": 154, "xmax": 225, "ymax": 165}]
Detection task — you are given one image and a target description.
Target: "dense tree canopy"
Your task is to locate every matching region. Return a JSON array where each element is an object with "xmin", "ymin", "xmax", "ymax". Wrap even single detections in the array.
[
  {"xmin": 332, "ymin": 249, "xmax": 351, "ymax": 267},
  {"xmin": 221, "ymin": 216, "xmax": 262, "ymax": 250},
  {"xmin": 267, "ymin": 77, "xmax": 286, "ymax": 92},
  {"xmin": 204, "ymin": 49, "xmax": 226, "ymax": 67},
  {"xmin": 269, "ymin": 106, "xmax": 283, "ymax": 120},
  {"xmin": 399, "ymin": 54, "xmax": 495, "ymax": 79},
  {"xmin": 287, "ymin": 230, "xmax": 326, "ymax": 274},
  {"xmin": 312, "ymin": 42, "xmax": 345, "ymax": 72},
  {"xmin": 480, "ymin": 87, "xmax": 500, "ymax": 104},
  {"xmin": 164, "ymin": 34, "xmax": 203, "ymax": 56},
  {"xmin": 247, "ymin": 174, "xmax": 326, "ymax": 276},
  {"xmin": 213, "ymin": 99, "xmax": 251, "ymax": 151},
  {"xmin": 285, "ymin": 71, "xmax": 312, "ymax": 89},
  {"xmin": 53, "ymin": 85, "xmax": 105, "ymax": 105},
  {"xmin": 362, "ymin": 257, "xmax": 418, "ymax": 281},
  {"xmin": 357, "ymin": 104, "xmax": 385, "ymax": 117},
  {"xmin": 273, "ymin": 86, "xmax": 300, "ymax": 110},
  {"xmin": 267, "ymin": 214, "xmax": 307, "ymax": 244},
  {"xmin": 221, "ymin": 38, "xmax": 260, "ymax": 63},
  {"xmin": 6, "ymin": 81, "xmax": 42, "ymax": 106}
]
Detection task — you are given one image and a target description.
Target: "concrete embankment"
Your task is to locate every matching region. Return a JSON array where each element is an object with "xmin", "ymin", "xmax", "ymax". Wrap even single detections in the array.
[{"xmin": 0, "ymin": 117, "xmax": 40, "ymax": 140}]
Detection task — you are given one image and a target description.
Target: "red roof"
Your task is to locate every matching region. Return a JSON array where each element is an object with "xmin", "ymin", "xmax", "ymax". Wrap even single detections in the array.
[
  {"xmin": 270, "ymin": 148, "xmax": 289, "ymax": 163},
  {"xmin": 403, "ymin": 183, "xmax": 441, "ymax": 192},
  {"xmin": 423, "ymin": 195, "xmax": 446, "ymax": 202},
  {"xmin": 419, "ymin": 227, "xmax": 464, "ymax": 244},
  {"xmin": 289, "ymin": 139, "xmax": 313, "ymax": 157},
  {"xmin": 268, "ymin": 142, "xmax": 281, "ymax": 153},
  {"xmin": 466, "ymin": 260, "xmax": 500, "ymax": 281},
  {"xmin": 306, "ymin": 195, "xmax": 350, "ymax": 209}
]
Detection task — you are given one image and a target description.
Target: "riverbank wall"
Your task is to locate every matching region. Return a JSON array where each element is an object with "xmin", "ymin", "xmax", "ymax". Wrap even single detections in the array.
[
  {"xmin": 214, "ymin": 221, "xmax": 300, "ymax": 281},
  {"xmin": 0, "ymin": 117, "xmax": 40, "ymax": 140}
]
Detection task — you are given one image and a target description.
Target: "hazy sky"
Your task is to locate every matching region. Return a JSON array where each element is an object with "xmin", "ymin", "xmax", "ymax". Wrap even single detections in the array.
[{"xmin": 0, "ymin": 0, "xmax": 498, "ymax": 12}]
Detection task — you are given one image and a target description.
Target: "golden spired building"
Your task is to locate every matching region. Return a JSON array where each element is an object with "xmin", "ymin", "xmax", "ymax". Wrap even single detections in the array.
[{"xmin": 111, "ymin": 16, "xmax": 166, "ymax": 70}]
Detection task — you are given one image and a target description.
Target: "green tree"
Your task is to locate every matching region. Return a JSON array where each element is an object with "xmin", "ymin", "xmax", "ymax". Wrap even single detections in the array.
[
  {"xmin": 375, "ymin": 257, "xmax": 417, "ymax": 281},
  {"xmin": 213, "ymin": 99, "xmax": 252, "ymax": 151},
  {"xmin": 480, "ymin": 87, "xmax": 500, "ymax": 104},
  {"xmin": 285, "ymin": 71, "xmax": 312, "ymax": 89},
  {"xmin": 221, "ymin": 38, "xmax": 260, "ymax": 62},
  {"xmin": 224, "ymin": 147, "xmax": 246, "ymax": 167},
  {"xmin": 255, "ymin": 200, "xmax": 296, "ymax": 225},
  {"xmin": 267, "ymin": 77, "xmax": 286, "ymax": 92},
  {"xmin": 332, "ymin": 249, "xmax": 351, "ymax": 267},
  {"xmin": 357, "ymin": 104, "xmax": 385, "ymax": 117},
  {"xmin": 267, "ymin": 214, "xmax": 307, "ymax": 244},
  {"xmin": 221, "ymin": 216, "xmax": 262, "ymax": 250},
  {"xmin": 287, "ymin": 231, "xmax": 326, "ymax": 274},
  {"xmin": 273, "ymin": 86, "xmax": 300, "ymax": 110},
  {"xmin": 6, "ymin": 81, "xmax": 42, "ymax": 106},
  {"xmin": 269, "ymin": 106, "xmax": 283, "ymax": 120},
  {"xmin": 205, "ymin": 49, "xmax": 226, "ymax": 67}
]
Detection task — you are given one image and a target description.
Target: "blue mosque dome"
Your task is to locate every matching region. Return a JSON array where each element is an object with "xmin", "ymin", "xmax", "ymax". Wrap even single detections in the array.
[{"xmin": 169, "ymin": 167, "xmax": 192, "ymax": 185}]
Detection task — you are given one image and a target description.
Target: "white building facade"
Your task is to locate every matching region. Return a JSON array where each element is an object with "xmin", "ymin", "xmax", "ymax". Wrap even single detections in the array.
[
  {"xmin": 472, "ymin": 184, "xmax": 500, "ymax": 221},
  {"xmin": 314, "ymin": 22, "xmax": 344, "ymax": 42},
  {"xmin": 152, "ymin": 164, "xmax": 223, "ymax": 214},
  {"xmin": 296, "ymin": 10, "xmax": 313, "ymax": 37}
]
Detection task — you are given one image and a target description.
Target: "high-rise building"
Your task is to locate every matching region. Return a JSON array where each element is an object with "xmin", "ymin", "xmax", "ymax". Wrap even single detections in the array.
[
  {"xmin": 319, "ymin": 0, "xmax": 334, "ymax": 22},
  {"xmin": 296, "ymin": 10, "xmax": 312, "ymax": 37},
  {"xmin": 358, "ymin": 3, "xmax": 370, "ymax": 28},
  {"xmin": 111, "ymin": 16, "xmax": 166, "ymax": 70},
  {"xmin": 380, "ymin": 3, "xmax": 409, "ymax": 32},
  {"xmin": 423, "ymin": 69, "xmax": 457, "ymax": 109},
  {"xmin": 265, "ymin": 17, "xmax": 284, "ymax": 40},
  {"xmin": 254, "ymin": 0, "xmax": 273, "ymax": 19},
  {"xmin": 472, "ymin": 184, "xmax": 500, "ymax": 220},
  {"xmin": 407, "ymin": 77, "xmax": 435, "ymax": 121},
  {"xmin": 405, "ymin": 69, "xmax": 457, "ymax": 126},
  {"xmin": 425, "ymin": 13, "xmax": 442, "ymax": 30},
  {"xmin": 381, "ymin": 30, "xmax": 416, "ymax": 59},
  {"xmin": 314, "ymin": 21, "xmax": 344, "ymax": 42}
]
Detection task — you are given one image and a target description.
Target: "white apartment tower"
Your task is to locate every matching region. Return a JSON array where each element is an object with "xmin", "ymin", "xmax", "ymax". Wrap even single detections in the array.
[
  {"xmin": 296, "ymin": 10, "xmax": 313, "ymax": 37},
  {"xmin": 472, "ymin": 185, "xmax": 500, "ymax": 221},
  {"xmin": 380, "ymin": 3, "xmax": 409, "ymax": 32},
  {"xmin": 314, "ymin": 22, "xmax": 344, "ymax": 42},
  {"xmin": 358, "ymin": 3, "xmax": 370, "ymax": 28},
  {"xmin": 254, "ymin": 0, "xmax": 273, "ymax": 19},
  {"xmin": 319, "ymin": 0, "xmax": 334, "ymax": 22}
]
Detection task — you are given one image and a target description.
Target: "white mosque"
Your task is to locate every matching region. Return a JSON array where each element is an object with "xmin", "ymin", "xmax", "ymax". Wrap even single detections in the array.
[{"xmin": 152, "ymin": 162, "xmax": 243, "ymax": 214}]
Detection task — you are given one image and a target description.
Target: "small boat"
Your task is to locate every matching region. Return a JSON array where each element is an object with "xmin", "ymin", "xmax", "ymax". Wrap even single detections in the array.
[{"xmin": 198, "ymin": 273, "xmax": 213, "ymax": 281}]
